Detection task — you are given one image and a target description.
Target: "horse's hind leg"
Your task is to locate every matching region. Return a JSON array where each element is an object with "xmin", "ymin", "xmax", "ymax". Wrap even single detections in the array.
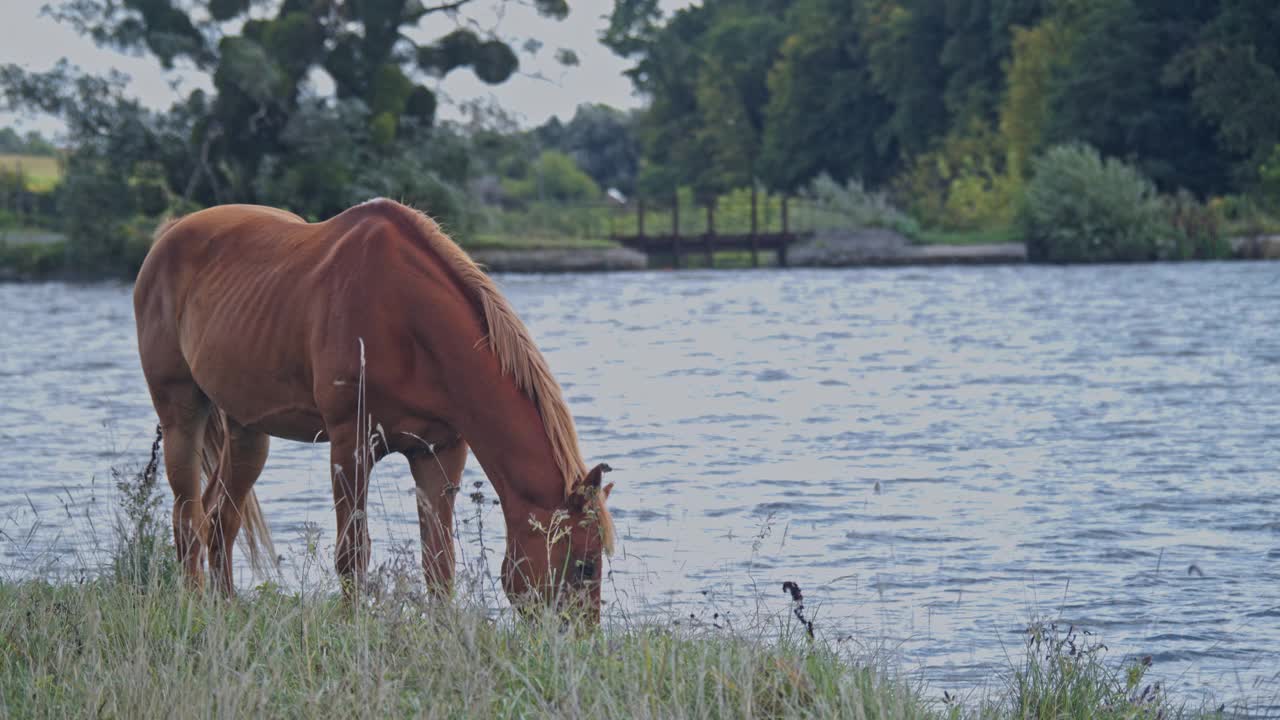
[
  {"xmin": 408, "ymin": 439, "xmax": 467, "ymax": 597},
  {"xmin": 203, "ymin": 421, "xmax": 270, "ymax": 595},
  {"xmin": 149, "ymin": 380, "xmax": 212, "ymax": 588}
]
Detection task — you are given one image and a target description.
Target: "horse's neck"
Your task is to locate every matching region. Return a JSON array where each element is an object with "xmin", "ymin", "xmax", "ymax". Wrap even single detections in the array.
[
  {"xmin": 400, "ymin": 259, "xmax": 572, "ymax": 523},
  {"xmin": 466, "ymin": 407, "xmax": 568, "ymax": 533},
  {"xmin": 437, "ymin": 344, "xmax": 568, "ymax": 518}
]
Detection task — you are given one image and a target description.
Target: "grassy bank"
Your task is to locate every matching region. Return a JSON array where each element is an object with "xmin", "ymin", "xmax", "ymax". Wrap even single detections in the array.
[
  {"xmin": 913, "ymin": 227, "xmax": 1021, "ymax": 246},
  {"xmin": 0, "ymin": 577, "xmax": 928, "ymax": 719},
  {"xmin": 0, "ymin": 454, "xmax": 1243, "ymax": 719},
  {"xmin": 0, "ymin": 571, "xmax": 1241, "ymax": 719}
]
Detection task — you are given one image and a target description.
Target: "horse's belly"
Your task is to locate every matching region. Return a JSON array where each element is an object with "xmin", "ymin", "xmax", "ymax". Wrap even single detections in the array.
[
  {"xmin": 191, "ymin": 363, "xmax": 325, "ymax": 442},
  {"xmin": 243, "ymin": 409, "xmax": 329, "ymax": 443}
]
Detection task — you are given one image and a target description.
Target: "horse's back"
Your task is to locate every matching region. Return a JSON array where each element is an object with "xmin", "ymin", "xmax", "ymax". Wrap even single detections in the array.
[
  {"xmin": 137, "ymin": 205, "xmax": 309, "ymax": 285},
  {"xmin": 133, "ymin": 199, "xmax": 485, "ymax": 440},
  {"xmin": 134, "ymin": 205, "xmax": 354, "ymax": 436}
]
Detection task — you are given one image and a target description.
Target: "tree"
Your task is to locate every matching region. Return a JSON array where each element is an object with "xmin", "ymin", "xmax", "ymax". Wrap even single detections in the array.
[
  {"xmin": 939, "ymin": 0, "xmax": 1050, "ymax": 122},
  {"xmin": 502, "ymin": 150, "xmax": 600, "ymax": 205},
  {"xmin": 1044, "ymin": 0, "xmax": 1234, "ymax": 195},
  {"xmin": 535, "ymin": 104, "xmax": 639, "ymax": 194},
  {"xmin": 758, "ymin": 0, "xmax": 897, "ymax": 190},
  {"xmin": 605, "ymin": 0, "xmax": 789, "ymax": 198},
  {"xmin": 857, "ymin": 0, "xmax": 950, "ymax": 159},
  {"xmin": 1170, "ymin": 0, "xmax": 1280, "ymax": 188},
  {"xmin": 37, "ymin": 0, "xmax": 567, "ymax": 207},
  {"xmin": 0, "ymin": 62, "xmax": 183, "ymax": 269},
  {"xmin": 0, "ymin": 127, "xmax": 58, "ymax": 155},
  {"xmin": 998, "ymin": 18, "xmax": 1070, "ymax": 178}
]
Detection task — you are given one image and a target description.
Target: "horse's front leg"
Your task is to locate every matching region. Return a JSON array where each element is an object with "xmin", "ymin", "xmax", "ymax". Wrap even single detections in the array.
[
  {"xmin": 408, "ymin": 439, "xmax": 468, "ymax": 598},
  {"xmin": 329, "ymin": 427, "xmax": 372, "ymax": 596}
]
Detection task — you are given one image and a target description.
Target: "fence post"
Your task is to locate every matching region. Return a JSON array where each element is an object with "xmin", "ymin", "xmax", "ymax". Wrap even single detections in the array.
[
  {"xmin": 779, "ymin": 197, "xmax": 790, "ymax": 267},
  {"xmin": 750, "ymin": 186, "xmax": 759, "ymax": 268},
  {"xmin": 671, "ymin": 192, "xmax": 681, "ymax": 268},
  {"xmin": 704, "ymin": 202, "xmax": 715, "ymax": 268}
]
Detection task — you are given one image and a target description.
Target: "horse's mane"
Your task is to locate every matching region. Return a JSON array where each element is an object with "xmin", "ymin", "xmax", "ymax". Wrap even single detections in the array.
[{"xmin": 365, "ymin": 199, "xmax": 614, "ymax": 553}]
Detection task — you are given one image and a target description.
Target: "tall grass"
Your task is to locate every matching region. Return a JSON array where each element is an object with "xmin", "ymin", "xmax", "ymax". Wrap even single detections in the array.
[{"xmin": 0, "ymin": 444, "xmax": 1256, "ymax": 718}]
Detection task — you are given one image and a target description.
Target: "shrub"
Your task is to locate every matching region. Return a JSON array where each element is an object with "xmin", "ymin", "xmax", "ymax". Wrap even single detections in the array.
[
  {"xmin": 892, "ymin": 120, "xmax": 1021, "ymax": 232},
  {"xmin": 0, "ymin": 239, "xmax": 65, "ymax": 277},
  {"xmin": 803, "ymin": 173, "xmax": 920, "ymax": 236},
  {"xmin": 1260, "ymin": 144, "xmax": 1280, "ymax": 211},
  {"xmin": 1018, "ymin": 143, "xmax": 1170, "ymax": 262},
  {"xmin": 1167, "ymin": 190, "xmax": 1231, "ymax": 260},
  {"xmin": 111, "ymin": 426, "xmax": 177, "ymax": 589},
  {"xmin": 990, "ymin": 622, "xmax": 1174, "ymax": 719},
  {"xmin": 501, "ymin": 150, "xmax": 600, "ymax": 206}
]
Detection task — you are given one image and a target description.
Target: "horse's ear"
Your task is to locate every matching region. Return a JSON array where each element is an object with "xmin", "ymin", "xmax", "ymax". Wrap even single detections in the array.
[
  {"xmin": 603, "ymin": 482, "xmax": 614, "ymax": 501},
  {"xmin": 584, "ymin": 463, "xmax": 612, "ymax": 489},
  {"xmin": 570, "ymin": 463, "xmax": 612, "ymax": 511}
]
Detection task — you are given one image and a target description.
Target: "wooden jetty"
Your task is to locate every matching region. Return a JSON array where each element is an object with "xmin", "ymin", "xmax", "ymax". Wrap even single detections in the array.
[{"xmin": 609, "ymin": 191, "xmax": 803, "ymax": 268}]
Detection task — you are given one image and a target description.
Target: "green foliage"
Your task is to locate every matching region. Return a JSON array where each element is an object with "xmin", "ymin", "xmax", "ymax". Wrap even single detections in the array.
[
  {"xmin": 998, "ymin": 20, "xmax": 1069, "ymax": 179},
  {"xmin": 33, "ymin": 0, "xmax": 552, "ymax": 208},
  {"xmin": 1167, "ymin": 190, "xmax": 1231, "ymax": 260},
  {"xmin": 1018, "ymin": 144, "xmax": 1171, "ymax": 263},
  {"xmin": 803, "ymin": 174, "xmax": 919, "ymax": 236},
  {"xmin": 859, "ymin": 0, "xmax": 950, "ymax": 159},
  {"xmin": 759, "ymin": 0, "xmax": 895, "ymax": 191},
  {"xmin": 110, "ymin": 428, "xmax": 177, "ymax": 589},
  {"xmin": 992, "ymin": 622, "xmax": 1173, "ymax": 719},
  {"xmin": 0, "ymin": 239, "xmax": 65, "ymax": 277},
  {"xmin": 502, "ymin": 150, "xmax": 601, "ymax": 206},
  {"xmin": 1170, "ymin": 2, "xmax": 1280, "ymax": 172},
  {"xmin": 894, "ymin": 119, "xmax": 1020, "ymax": 231},
  {"xmin": 939, "ymin": 0, "xmax": 1050, "ymax": 122},
  {"xmin": 612, "ymin": 0, "xmax": 788, "ymax": 198},
  {"xmin": 0, "ymin": 127, "xmax": 57, "ymax": 156},
  {"xmin": 610, "ymin": 0, "xmax": 1280, "ymax": 208},
  {"xmin": 1260, "ymin": 144, "xmax": 1280, "ymax": 208},
  {"xmin": 1043, "ymin": 0, "xmax": 1233, "ymax": 195},
  {"xmin": 535, "ymin": 104, "xmax": 639, "ymax": 194}
]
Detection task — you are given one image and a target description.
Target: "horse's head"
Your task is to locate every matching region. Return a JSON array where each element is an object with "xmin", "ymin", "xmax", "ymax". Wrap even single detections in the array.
[{"xmin": 502, "ymin": 462, "xmax": 615, "ymax": 624}]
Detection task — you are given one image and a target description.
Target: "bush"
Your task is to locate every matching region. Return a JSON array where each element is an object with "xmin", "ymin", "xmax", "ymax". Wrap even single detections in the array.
[
  {"xmin": 1018, "ymin": 144, "xmax": 1170, "ymax": 262},
  {"xmin": 1167, "ymin": 190, "xmax": 1231, "ymax": 260},
  {"xmin": 0, "ymin": 239, "xmax": 65, "ymax": 277},
  {"xmin": 892, "ymin": 120, "xmax": 1020, "ymax": 232},
  {"xmin": 110, "ymin": 426, "xmax": 177, "ymax": 589},
  {"xmin": 803, "ymin": 174, "xmax": 920, "ymax": 236},
  {"xmin": 1259, "ymin": 144, "xmax": 1280, "ymax": 211},
  {"xmin": 501, "ymin": 150, "xmax": 600, "ymax": 206}
]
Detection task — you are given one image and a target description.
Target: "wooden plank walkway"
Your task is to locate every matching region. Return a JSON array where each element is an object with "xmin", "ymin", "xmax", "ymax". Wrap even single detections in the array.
[
  {"xmin": 609, "ymin": 232, "xmax": 804, "ymax": 267},
  {"xmin": 608, "ymin": 193, "xmax": 803, "ymax": 268}
]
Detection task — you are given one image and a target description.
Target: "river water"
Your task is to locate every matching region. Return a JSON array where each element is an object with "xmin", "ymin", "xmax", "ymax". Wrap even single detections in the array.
[{"xmin": 2, "ymin": 264, "xmax": 1279, "ymax": 708}]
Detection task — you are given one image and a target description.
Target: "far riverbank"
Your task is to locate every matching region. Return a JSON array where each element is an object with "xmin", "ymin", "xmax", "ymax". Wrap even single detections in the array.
[{"xmin": 4, "ymin": 229, "xmax": 1280, "ymax": 279}]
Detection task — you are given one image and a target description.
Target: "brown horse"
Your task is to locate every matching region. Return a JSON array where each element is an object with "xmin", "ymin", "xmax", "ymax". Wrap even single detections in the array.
[{"xmin": 133, "ymin": 198, "xmax": 615, "ymax": 620}]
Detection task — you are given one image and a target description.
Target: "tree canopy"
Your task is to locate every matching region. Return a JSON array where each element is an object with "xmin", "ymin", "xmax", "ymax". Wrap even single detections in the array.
[
  {"xmin": 608, "ymin": 0, "xmax": 1280, "ymax": 211},
  {"xmin": 5, "ymin": 0, "xmax": 571, "ymax": 215}
]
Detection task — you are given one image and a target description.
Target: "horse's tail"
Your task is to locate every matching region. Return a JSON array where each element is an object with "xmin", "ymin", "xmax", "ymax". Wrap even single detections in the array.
[{"xmin": 200, "ymin": 408, "xmax": 276, "ymax": 576}]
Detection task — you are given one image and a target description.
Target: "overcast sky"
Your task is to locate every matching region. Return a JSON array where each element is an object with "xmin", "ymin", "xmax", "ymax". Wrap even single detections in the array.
[{"xmin": 0, "ymin": 0, "xmax": 678, "ymax": 137}]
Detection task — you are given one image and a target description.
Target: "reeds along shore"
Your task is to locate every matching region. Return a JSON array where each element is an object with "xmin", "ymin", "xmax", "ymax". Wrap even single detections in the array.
[{"xmin": 0, "ymin": 454, "xmax": 1254, "ymax": 719}]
